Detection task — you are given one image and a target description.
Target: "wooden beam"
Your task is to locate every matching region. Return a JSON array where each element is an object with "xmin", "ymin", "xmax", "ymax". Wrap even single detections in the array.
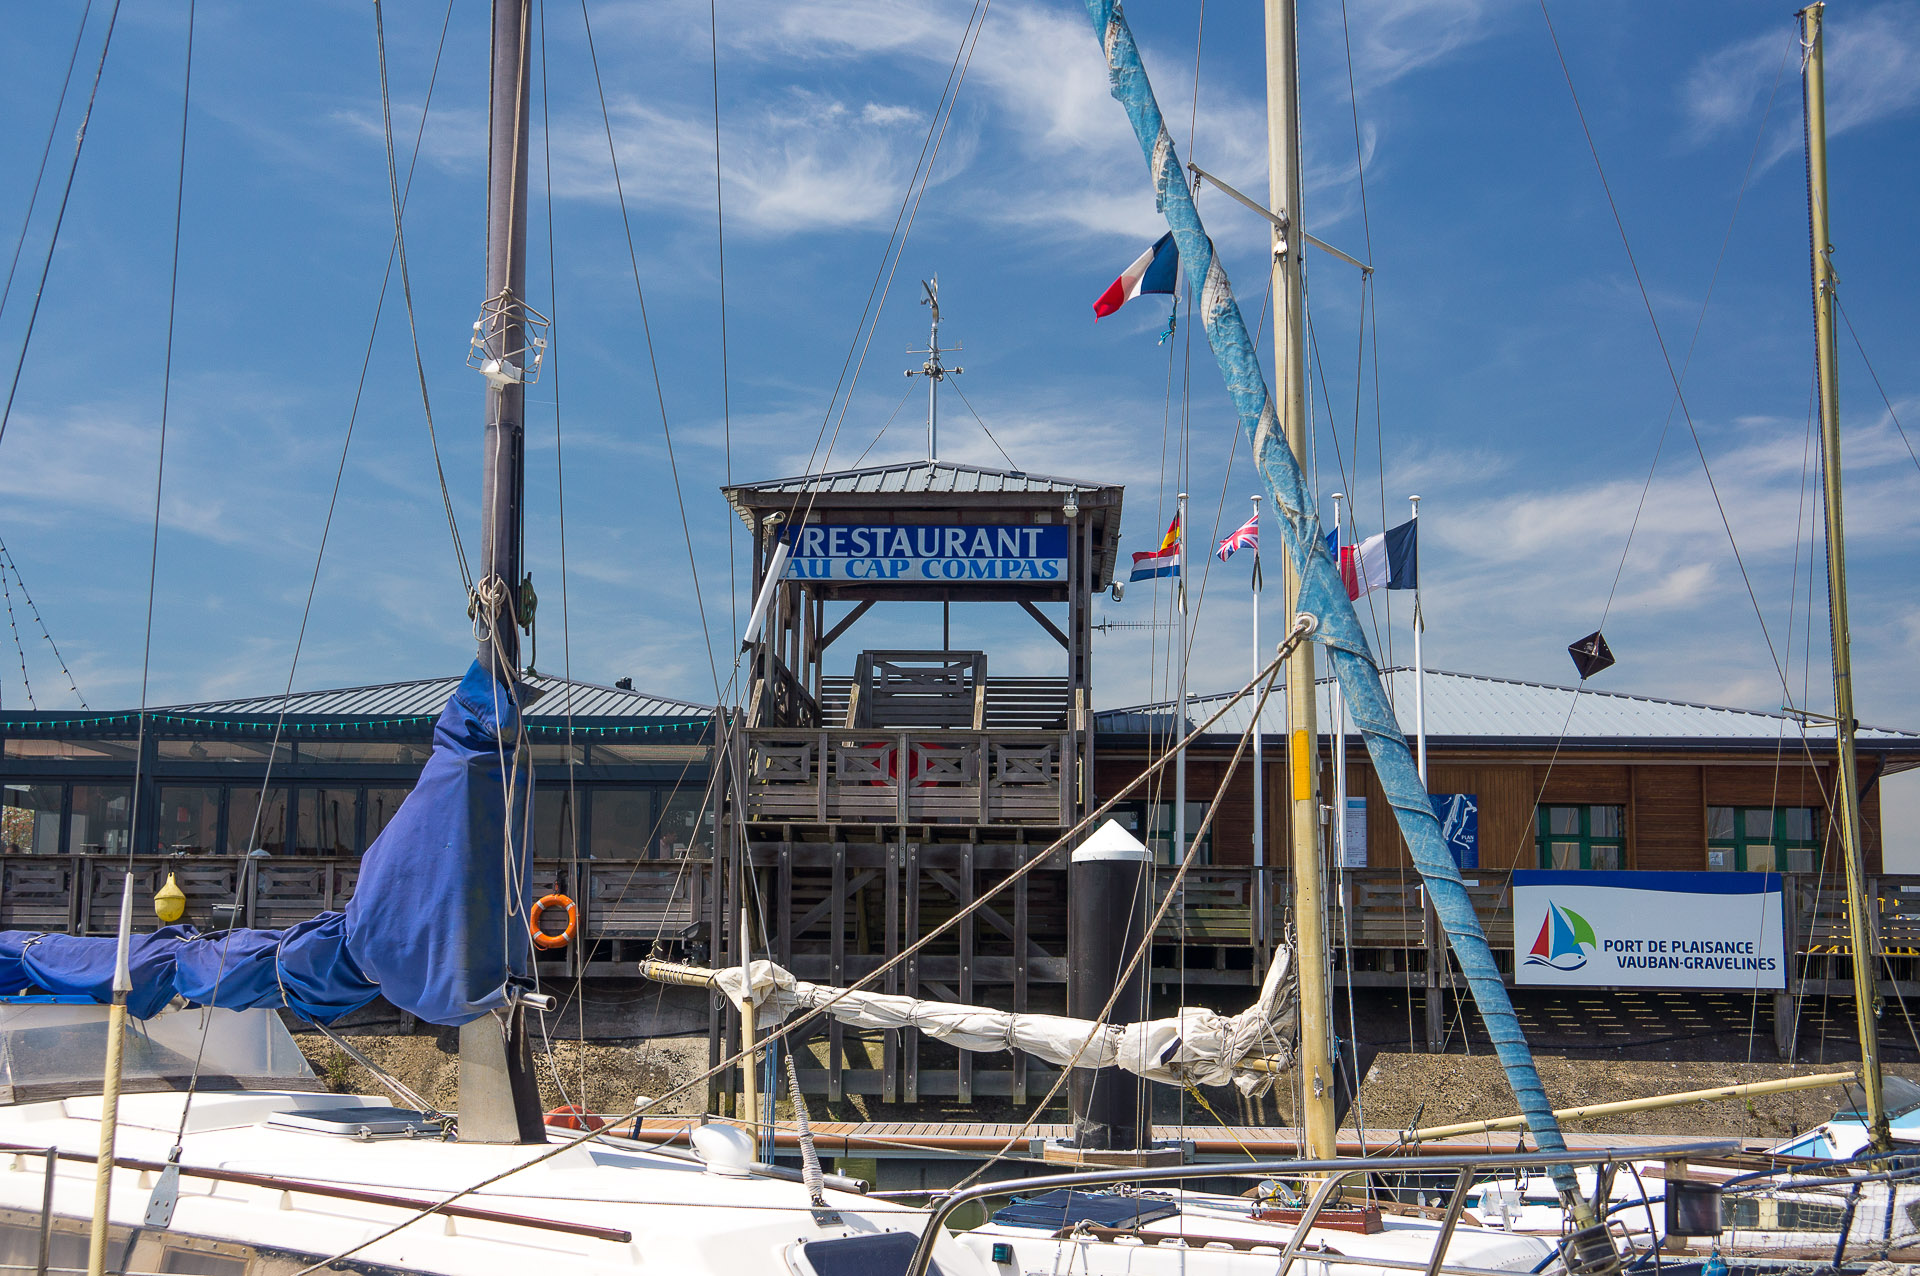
[
  {"xmin": 814, "ymin": 600, "xmax": 875, "ymax": 658},
  {"xmin": 1020, "ymin": 600, "xmax": 1069, "ymax": 649}
]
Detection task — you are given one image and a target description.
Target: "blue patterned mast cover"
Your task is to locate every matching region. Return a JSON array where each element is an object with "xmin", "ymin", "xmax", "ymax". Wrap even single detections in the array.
[
  {"xmin": 0, "ymin": 660, "xmax": 531, "ymax": 1027},
  {"xmin": 1080, "ymin": 0, "xmax": 1573, "ymax": 1168}
]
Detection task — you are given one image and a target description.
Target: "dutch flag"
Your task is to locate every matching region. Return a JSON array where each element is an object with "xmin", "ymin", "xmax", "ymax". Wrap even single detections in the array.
[{"xmin": 1093, "ymin": 233, "xmax": 1179, "ymax": 319}]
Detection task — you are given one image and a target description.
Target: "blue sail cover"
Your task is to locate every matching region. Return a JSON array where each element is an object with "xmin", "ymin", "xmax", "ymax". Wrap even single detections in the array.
[
  {"xmin": 0, "ymin": 660, "xmax": 530, "ymax": 1026},
  {"xmin": 1078, "ymin": 0, "xmax": 1581, "ymax": 1190}
]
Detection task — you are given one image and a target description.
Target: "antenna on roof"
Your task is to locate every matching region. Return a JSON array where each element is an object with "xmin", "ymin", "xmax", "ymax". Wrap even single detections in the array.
[{"xmin": 906, "ymin": 276, "xmax": 961, "ymax": 462}]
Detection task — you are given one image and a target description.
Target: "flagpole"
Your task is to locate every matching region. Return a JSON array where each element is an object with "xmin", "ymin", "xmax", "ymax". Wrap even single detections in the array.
[
  {"xmin": 1175, "ymin": 492, "xmax": 1188, "ymax": 870},
  {"xmin": 1249, "ymin": 495, "xmax": 1265, "ymax": 947},
  {"xmin": 1411, "ymin": 495, "xmax": 1425, "ymax": 783},
  {"xmin": 1331, "ymin": 494, "xmax": 1347, "ymax": 873}
]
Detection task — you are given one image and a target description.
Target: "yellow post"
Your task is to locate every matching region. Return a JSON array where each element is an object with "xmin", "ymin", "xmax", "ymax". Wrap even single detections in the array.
[{"xmin": 87, "ymin": 876, "xmax": 136, "ymax": 1276}]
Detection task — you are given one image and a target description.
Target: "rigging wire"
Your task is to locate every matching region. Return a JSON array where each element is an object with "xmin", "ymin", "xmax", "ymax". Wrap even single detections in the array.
[
  {"xmin": 1835, "ymin": 297, "xmax": 1920, "ymax": 481},
  {"xmin": 377, "ymin": 7, "xmax": 472, "ymax": 598},
  {"xmin": 169, "ymin": 0, "xmax": 460, "ymax": 1149},
  {"xmin": 577, "ymin": 0, "xmax": 723, "ymax": 703},
  {"xmin": 0, "ymin": 0, "xmax": 123, "ymax": 456},
  {"xmin": 1538, "ymin": 0, "xmax": 1792, "ymax": 697},
  {"xmin": 0, "ymin": 541, "xmax": 86, "ymax": 707},
  {"xmin": 286, "ymin": 653, "xmax": 1293, "ymax": 1276},
  {"xmin": 708, "ymin": 0, "xmax": 737, "ymax": 644},
  {"xmin": 126, "ymin": 0, "xmax": 195, "ymax": 889},
  {"xmin": 0, "ymin": 554, "xmax": 33, "ymax": 710},
  {"xmin": 0, "ymin": 0, "xmax": 94, "ymax": 324},
  {"xmin": 946, "ymin": 379, "xmax": 1017, "ymax": 470}
]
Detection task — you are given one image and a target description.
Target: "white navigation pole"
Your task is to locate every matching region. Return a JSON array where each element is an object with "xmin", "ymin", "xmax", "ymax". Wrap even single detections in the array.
[
  {"xmin": 1410, "ymin": 495, "xmax": 1426, "ymax": 782},
  {"xmin": 907, "ymin": 278, "xmax": 961, "ymax": 462},
  {"xmin": 1331, "ymin": 493, "xmax": 1347, "ymax": 869},
  {"xmin": 1174, "ymin": 491, "xmax": 1189, "ymax": 868},
  {"xmin": 1249, "ymin": 494, "xmax": 1265, "ymax": 940}
]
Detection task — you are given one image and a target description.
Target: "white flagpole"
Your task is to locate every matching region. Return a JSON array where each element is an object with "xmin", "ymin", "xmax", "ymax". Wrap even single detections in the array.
[
  {"xmin": 1248, "ymin": 496, "xmax": 1265, "ymax": 942},
  {"xmin": 1331, "ymin": 493, "xmax": 1347, "ymax": 869},
  {"xmin": 1411, "ymin": 495, "xmax": 1426, "ymax": 784},
  {"xmin": 1175, "ymin": 492, "xmax": 1188, "ymax": 868}
]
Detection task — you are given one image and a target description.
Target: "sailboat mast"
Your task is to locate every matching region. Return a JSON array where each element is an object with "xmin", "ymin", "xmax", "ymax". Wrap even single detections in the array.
[
  {"xmin": 1801, "ymin": 0, "xmax": 1889, "ymax": 1155},
  {"xmin": 479, "ymin": 0, "xmax": 532, "ymax": 678},
  {"xmin": 458, "ymin": 0, "xmax": 546, "ymax": 1147},
  {"xmin": 1265, "ymin": 0, "xmax": 1337, "ymax": 1157}
]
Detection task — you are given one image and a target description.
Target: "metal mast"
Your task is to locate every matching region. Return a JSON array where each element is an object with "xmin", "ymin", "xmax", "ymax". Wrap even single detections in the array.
[
  {"xmin": 458, "ymin": 0, "xmax": 546, "ymax": 1145},
  {"xmin": 1266, "ymin": 0, "xmax": 1336, "ymax": 1157},
  {"xmin": 1802, "ymin": 1, "xmax": 1889, "ymax": 1154},
  {"xmin": 907, "ymin": 277, "xmax": 961, "ymax": 461}
]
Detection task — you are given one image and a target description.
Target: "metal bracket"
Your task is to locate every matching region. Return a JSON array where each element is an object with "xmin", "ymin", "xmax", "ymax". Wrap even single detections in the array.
[
  {"xmin": 143, "ymin": 1160, "xmax": 181, "ymax": 1228},
  {"xmin": 1187, "ymin": 163, "xmax": 1372, "ymax": 275}
]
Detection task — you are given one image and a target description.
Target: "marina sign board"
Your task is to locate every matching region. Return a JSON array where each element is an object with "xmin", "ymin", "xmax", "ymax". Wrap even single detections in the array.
[
  {"xmin": 780, "ymin": 523, "xmax": 1069, "ymax": 584},
  {"xmin": 1512, "ymin": 870, "xmax": 1785, "ymax": 990}
]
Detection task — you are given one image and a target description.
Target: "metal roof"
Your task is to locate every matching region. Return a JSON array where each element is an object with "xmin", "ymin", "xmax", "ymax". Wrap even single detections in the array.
[
  {"xmin": 722, "ymin": 460, "xmax": 1120, "ymax": 519},
  {"xmin": 1094, "ymin": 667, "xmax": 1920, "ymax": 754},
  {"xmin": 164, "ymin": 671, "xmax": 712, "ymax": 723}
]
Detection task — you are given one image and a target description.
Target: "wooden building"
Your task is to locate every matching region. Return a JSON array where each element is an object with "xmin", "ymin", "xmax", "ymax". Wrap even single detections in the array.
[
  {"xmin": 718, "ymin": 460, "xmax": 1125, "ymax": 1104},
  {"xmin": 1095, "ymin": 667, "xmax": 1920, "ymax": 1052}
]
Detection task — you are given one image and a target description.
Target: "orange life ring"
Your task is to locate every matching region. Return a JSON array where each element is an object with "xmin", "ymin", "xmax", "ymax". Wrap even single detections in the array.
[
  {"xmin": 543, "ymin": 1103, "xmax": 606, "ymax": 1132},
  {"xmin": 529, "ymin": 893, "xmax": 578, "ymax": 950}
]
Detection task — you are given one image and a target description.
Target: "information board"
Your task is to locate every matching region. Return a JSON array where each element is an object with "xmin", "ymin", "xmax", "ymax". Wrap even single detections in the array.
[
  {"xmin": 781, "ymin": 523, "xmax": 1069, "ymax": 584},
  {"xmin": 1513, "ymin": 870, "xmax": 1785, "ymax": 989}
]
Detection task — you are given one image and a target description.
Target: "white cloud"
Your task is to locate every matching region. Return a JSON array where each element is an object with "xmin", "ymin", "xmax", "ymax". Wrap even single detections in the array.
[{"xmin": 1683, "ymin": 3, "xmax": 1920, "ymax": 166}]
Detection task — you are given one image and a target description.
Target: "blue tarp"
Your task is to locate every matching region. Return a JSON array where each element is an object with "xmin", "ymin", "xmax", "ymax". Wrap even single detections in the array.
[{"xmin": 0, "ymin": 660, "xmax": 530, "ymax": 1026}]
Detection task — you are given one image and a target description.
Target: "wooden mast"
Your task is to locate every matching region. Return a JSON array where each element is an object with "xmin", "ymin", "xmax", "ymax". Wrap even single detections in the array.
[
  {"xmin": 1265, "ymin": 0, "xmax": 1337, "ymax": 1156},
  {"xmin": 1802, "ymin": 0, "xmax": 1889, "ymax": 1155}
]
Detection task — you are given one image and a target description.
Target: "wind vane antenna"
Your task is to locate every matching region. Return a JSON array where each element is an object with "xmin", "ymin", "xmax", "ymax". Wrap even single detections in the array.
[{"xmin": 906, "ymin": 275, "xmax": 961, "ymax": 462}]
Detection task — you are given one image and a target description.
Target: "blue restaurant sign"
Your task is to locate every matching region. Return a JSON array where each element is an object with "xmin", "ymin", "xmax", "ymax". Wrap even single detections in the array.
[{"xmin": 781, "ymin": 524, "xmax": 1069, "ymax": 583}]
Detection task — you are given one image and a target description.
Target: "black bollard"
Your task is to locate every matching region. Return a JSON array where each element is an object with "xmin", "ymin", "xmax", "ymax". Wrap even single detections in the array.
[{"xmin": 1067, "ymin": 820, "xmax": 1152, "ymax": 1150}]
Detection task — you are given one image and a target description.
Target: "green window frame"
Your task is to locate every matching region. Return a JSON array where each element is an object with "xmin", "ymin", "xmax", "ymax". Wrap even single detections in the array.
[
  {"xmin": 1707, "ymin": 806, "xmax": 1817, "ymax": 872},
  {"xmin": 1535, "ymin": 804, "xmax": 1624, "ymax": 870}
]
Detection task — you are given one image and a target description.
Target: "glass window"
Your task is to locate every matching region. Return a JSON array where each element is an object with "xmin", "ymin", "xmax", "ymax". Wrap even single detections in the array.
[
  {"xmin": 531, "ymin": 785, "xmax": 581, "ymax": 858},
  {"xmin": 0, "ymin": 1220, "xmax": 89, "ymax": 1275},
  {"xmin": 67, "ymin": 785, "xmax": 131, "ymax": 854},
  {"xmin": 297, "ymin": 740, "xmax": 429, "ymax": 764},
  {"xmin": 1141, "ymin": 801, "xmax": 1211, "ymax": 865},
  {"xmin": 2, "ymin": 783, "xmax": 63, "ymax": 854},
  {"xmin": 657, "ymin": 788, "xmax": 708, "ymax": 859},
  {"xmin": 157, "ymin": 787, "xmax": 220, "ymax": 854},
  {"xmin": 527, "ymin": 742, "xmax": 584, "ymax": 765},
  {"xmin": 159, "ymin": 1247, "xmax": 248, "ymax": 1276},
  {"xmin": 5, "ymin": 737, "xmax": 139, "ymax": 760},
  {"xmin": 1535, "ymin": 805, "xmax": 1626, "ymax": 870},
  {"xmin": 1708, "ymin": 806, "xmax": 1818, "ymax": 872},
  {"xmin": 588, "ymin": 789, "xmax": 653, "ymax": 859},
  {"xmin": 294, "ymin": 789, "xmax": 356, "ymax": 855},
  {"xmin": 226, "ymin": 786, "xmax": 289, "ymax": 854},
  {"xmin": 591, "ymin": 742, "xmax": 705, "ymax": 764},
  {"xmin": 157, "ymin": 738, "xmax": 290, "ymax": 763},
  {"xmin": 364, "ymin": 787, "xmax": 411, "ymax": 846}
]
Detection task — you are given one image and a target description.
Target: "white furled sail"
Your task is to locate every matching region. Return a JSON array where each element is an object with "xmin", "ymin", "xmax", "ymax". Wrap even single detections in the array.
[{"xmin": 649, "ymin": 944, "xmax": 1296, "ymax": 1095}]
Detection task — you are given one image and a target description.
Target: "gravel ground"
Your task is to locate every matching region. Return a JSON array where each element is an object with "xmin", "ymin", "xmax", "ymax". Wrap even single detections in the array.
[{"xmin": 292, "ymin": 1029, "xmax": 1894, "ymax": 1138}]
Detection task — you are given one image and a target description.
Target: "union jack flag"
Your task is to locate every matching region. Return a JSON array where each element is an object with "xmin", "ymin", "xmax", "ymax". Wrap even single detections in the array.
[{"xmin": 1216, "ymin": 512, "xmax": 1258, "ymax": 561}]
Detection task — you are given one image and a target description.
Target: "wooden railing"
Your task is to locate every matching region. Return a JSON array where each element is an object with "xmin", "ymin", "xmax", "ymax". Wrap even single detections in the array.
[
  {"xmin": 0, "ymin": 854, "xmax": 709, "ymax": 965},
  {"xmin": 742, "ymin": 728, "xmax": 1073, "ymax": 825}
]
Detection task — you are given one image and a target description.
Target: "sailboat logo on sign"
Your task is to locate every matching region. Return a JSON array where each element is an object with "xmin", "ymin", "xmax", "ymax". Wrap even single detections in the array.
[{"xmin": 1525, "ymin": 902, "xmax": 1598, "ymax": 971}]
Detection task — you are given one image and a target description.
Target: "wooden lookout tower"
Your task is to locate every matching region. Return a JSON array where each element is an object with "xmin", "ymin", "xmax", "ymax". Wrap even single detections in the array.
[{"xmin": 717, "ymin": 460, "xmax": 1124, "ymax": 1104}]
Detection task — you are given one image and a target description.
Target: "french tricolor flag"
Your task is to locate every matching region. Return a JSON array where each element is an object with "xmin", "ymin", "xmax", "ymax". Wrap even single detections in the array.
[
  {"xmin": 1332, "ymin": 518, "xmax": 1418, "ymax": 599},
  {"xmin": 1093, "ymin": 233, "xmax": 1179, "ymax": 319}
]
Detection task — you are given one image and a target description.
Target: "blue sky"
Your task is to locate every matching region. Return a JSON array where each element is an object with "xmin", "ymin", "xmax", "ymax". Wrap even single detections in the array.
[{"xmin": 1, "ymin": 1, "xmax": 1917, "ymax": 842}]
